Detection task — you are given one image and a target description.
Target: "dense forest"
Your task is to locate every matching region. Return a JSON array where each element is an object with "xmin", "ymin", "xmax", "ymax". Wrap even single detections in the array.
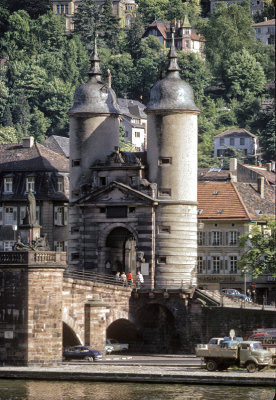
[{"xmin": 0, "ymin": 0, "xmax": 274, "ymax": 165}]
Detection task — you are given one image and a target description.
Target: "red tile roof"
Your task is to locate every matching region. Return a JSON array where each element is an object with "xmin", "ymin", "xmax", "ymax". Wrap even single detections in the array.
[{"xmin": 197, "ymin": 181, "xmax": 250, "ymax": 221}]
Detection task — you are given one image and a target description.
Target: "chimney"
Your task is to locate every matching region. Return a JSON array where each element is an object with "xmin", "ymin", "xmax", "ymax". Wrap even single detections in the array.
[
  {"xmin": 229, "ymin": 158, "xmax": 237, "ymax": 172},
  {"xmin": 22, "ymin": 137, "xmax": 34, "ymax": 148},
  {"xmin": 257, "ymin": 176, "xmax": 264, "ymax": 199},
  {"xmin": 266, "ymin": 163, "xmax": 272, "ymax": 172},
  {"xmin": 264, "ymin": 17, "xmax": 268, "ymax": 21}
]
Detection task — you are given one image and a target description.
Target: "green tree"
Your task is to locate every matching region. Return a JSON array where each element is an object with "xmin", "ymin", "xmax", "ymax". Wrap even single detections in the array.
[
  {"xmin": 1, "ymin": 104, "xmax": 13, "ymax": 126},
  {"xmin": 238, "ymin": 217, "xmax": 276, "ymax": 278},
  {"xmin": 73, "ymin": 0, "xmax": 100, "ymax": 46},
  {"xmin": 4, "ymin": 0, "xmax": 51, "ymax": 18},
  {"xmin": 99, "ymin": 0, "xmax": 122, "ymax": 52},
  {"xmin": 29, "ymin": 107, "xmax": 50, "ymax": 142},
  {"xmin": 0, "ymin": 125, "xmax": 20, "ymax": 143},
  {"xmin": 178, "ymin": 51, "xmax": 211, "ymax": 102},
  {"xmin": 136, "ymin": 0, "xmax": 169, "ymax": 24},
  {"xmin": 222, "ymin": 49, "xmax": 266, "ymax": 101},
  {"xmin": 126, "ymin": 13, "xmax": 145, "ymax": 60},
  {"xmin": 198, "ymin": 2, "xmax": 255, "ymax": 81}
]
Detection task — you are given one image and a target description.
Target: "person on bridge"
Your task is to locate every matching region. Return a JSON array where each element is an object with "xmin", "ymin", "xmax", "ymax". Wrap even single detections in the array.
[
  {"xmin": 121, "ymin": 272, "xmax": 127, "ymax": 286},
  {"xmin": 136, "ymin": 271, "xmax": 144, "ymax": 288},
  {"xmin": 127, "ymin": 272, "xmax": 133, "ymax": 287},
  {"xmin": 115, "ymin": 272, "xmax": 120, "ymax": 282}
]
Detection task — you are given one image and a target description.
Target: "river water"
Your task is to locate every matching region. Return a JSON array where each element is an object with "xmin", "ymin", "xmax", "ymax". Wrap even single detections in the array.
[{"xmin": 0, "ymin": 380, "xmax": 275, "ymax": 400}]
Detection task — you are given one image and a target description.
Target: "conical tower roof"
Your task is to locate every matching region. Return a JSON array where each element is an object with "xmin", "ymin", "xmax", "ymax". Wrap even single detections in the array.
[
  {"xmin": 69, "ymin": 37, "xmax": 121, "ymax": 116},
  {"xmin": 146, "ymin": 28, "xmax": 199, "ymax": 113}
]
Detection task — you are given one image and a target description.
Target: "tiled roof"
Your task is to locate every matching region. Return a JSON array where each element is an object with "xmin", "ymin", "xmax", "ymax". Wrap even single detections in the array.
[
  {"xmin": 0, "ymin": 142, "xmax": 69, "ymax": 172},
  {"xmin": 117, "ymin": 98, "xmax": 147, "ymax": 119},
  {"xmin": 198, "ymin": 168, "xmax": 230, "ymax": 181},
  {"xmin": 240, "ymin": 165, "xmax": 275, "ymax": 185},
  {"xmin": 197, "ymin": 181, "xmax": 250, "ymax": 220},
  {"xmin": 42, "ymin": 135, "xmax": 70, "ymax": 158},
  {"xmin": 234, "ymin": 182, "xmax": 275, "ymax": 220},
  {"xmin": 253, "ymin": 19, "xmax": 275, "ymax": 26},
  {"xmin": 214, "ymin": 128, "xmax": 257, "ymax": 138}
]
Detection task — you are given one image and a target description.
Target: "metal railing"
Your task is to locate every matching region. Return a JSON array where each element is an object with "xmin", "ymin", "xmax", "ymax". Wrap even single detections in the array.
[{"xmin": 64, "ymin": 268, "xmax": 131, "ymax": 287}]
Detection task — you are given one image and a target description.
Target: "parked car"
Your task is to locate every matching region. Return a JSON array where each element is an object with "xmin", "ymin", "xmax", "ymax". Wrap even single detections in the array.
[
  {"xmin": 63, "ymin": 346, "xmax": 102, "ymax": 361},
  {"xmin": 105, "ymin": 344, "xmax": 114, "ymax": 354},
  {"xmin": 221, "ymin": 289, "xmax": 251, "ymax": 302},
  {"xmin": 106, "ymin": 338, "xmax": 129, "ymax": 352},
  {"xmin": 208, "ymin": 338, "xmax": 225, "ymax": 348}
]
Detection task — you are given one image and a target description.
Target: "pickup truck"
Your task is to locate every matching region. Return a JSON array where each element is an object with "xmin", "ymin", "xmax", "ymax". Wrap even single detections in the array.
[
  {"xmin": 195, "ymin": 340, "xmax": 272, "ymax": 372},
  {"xmin": 106, "ymin": 338, "xmax": 129, "ymax": 352}
]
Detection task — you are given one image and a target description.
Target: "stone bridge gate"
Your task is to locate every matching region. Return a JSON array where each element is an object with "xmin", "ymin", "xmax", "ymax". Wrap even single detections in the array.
[{"xmin": 1, "ymin": 251, "xmax": 276, "ymax": 365}]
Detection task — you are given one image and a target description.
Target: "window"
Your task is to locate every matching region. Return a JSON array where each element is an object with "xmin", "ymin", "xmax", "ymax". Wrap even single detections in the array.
[
  {"xmin": 230, "ymin": 256, "xmax": 237, "ymax": 273},
  {"xmin": 197, "ymin": 231, "xmax": 206, "ymax": 246},
  {"xmin": 4, "ymin": 241, "xmax": 14, "ymax": 251},
  {"xmin": 106, "ymin": 206, "xmax": 127, "ymax": 218},
  {"xmin": 197, "ymin": 256, "xmax": 203, "ymax": 273},
  {"xmin": 230, "ymin": 138, "xmax": 234, "ymax": 146},
  {"xmin": 54, "ymin": 241, "xmax": 67, "ymax": 252},
  {"xmin": 65, "ymin": 4, "xmax": 69, "ymax": 14},
  {"xmin": 240, "ymin": 137, "xmax": 245, "ymax": 145},
  {"xmin": 212, "ymin": 256, "xmax": 221, "ymax": 273},
  {"xmin": 129, "ymin": 207, "xmax": 135, "ymax": 213},
  {"xmin": 159, "ymin": 157, "xmax": 172, "ymax": 165},
  {"xmin": 158, "ymin": 188, "xmax": 171, "ymax": 197},
  {"xmin": 135, "ymin": 132, "xmax": 140, "ymax": 137},
  {"xmin": 158, "ymin": 256, "xmax": 166, "ymax": 264},
  {"xmin": 26, "ymin": 177, "xmax": 35, "ymax": 192},
  {"xmin": 228, "ymin": 231, "xmax": 239, "ymax": 245},
  {"xmin": 20, "ymin": 206, "xmax": 39, "ymax": 225},
  {"xmin": 54, "ymin": 206, "xmax": 68, "ymax": 226},
  {"xmin": 220, "ymin": 138, "xmax": 224, "ymax": 145},
  {"xmin": 185, "ymin": 29, "xmax": 190, "ymax": 34},
  {"xmin": 4, "ymin": 177, "xmax": 13, "ymax": 193},
  {"xmin": 185, "ymin": 40, "xmax": 189, "ymax": 48},
  {"xmin": 60, "ymin": 4, "xmax": 64, "ymax": 14},
  {"xmin": 159, "ymin": 225, "xmax": 171, "ymax": 233},
  {"xmin": 71, "ymin": 253, "xmax": 79, "ymax": 260},
  {"xmin": 57, "ymin": 177, "xmax": 64, "ymax": 192},
  {"xmin": 72, "ymin": 159, "xmax": 80, "ymax": 167},
  {"xmin": 212, "ymin": 231, "xmax": 222, "ymax": 246},
  {"xmin": 56, "ymin": 5, "xmax": 60, "ymax": 13},
  {"xmin": 4, "ymin": 207, "xmax": 17, "ymax": 225}
]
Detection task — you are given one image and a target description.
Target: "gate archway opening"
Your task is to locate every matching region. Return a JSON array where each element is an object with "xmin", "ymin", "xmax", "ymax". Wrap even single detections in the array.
[
  {"xmin": 105, "ymin": 227, "xmax": 136, "ymax": 275},
  {"xmin": 63, "ymin": 322, "xmax": 81, "ymax": 348},
  {"xmin": 136, "ymin": 303, "xmax": 179, "ymax": 353}
]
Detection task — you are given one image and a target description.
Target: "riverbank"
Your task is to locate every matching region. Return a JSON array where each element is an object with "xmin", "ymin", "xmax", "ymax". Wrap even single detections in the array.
[{"xmin": 0, "ymin": 364, "xmax": 275, "ymax": 387}]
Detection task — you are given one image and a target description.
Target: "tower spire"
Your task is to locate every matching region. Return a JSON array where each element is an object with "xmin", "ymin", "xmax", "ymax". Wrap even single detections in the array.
[
  {"xmin": 167, "ymin": 27, "xmax": 180, "ymax": 73},
  {"xmin": 88, "ymin": 33, "xmax": 102, "ymax": 80}
]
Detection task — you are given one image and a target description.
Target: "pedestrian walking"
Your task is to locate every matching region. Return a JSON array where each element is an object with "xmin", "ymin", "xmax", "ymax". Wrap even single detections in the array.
[
  {"xmin": 121, "ymin": 271, "xmax": 127, "ymax": 286},
  {"xmin": 136, "ymin": 271, "xmax": 144, "ymax": 288},
  {"xmin": 127, "ymin": 272, "xmax": 133, "ymax": 287},
  {"xmin": 115, "ymin": 271, "xmax": 120, "ymax": 282}
]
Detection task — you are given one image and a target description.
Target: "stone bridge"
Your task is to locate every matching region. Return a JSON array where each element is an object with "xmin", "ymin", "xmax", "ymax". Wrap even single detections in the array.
[{"xmin": 0, "ymin": 251, "xmax": 276, "ymax": 365}]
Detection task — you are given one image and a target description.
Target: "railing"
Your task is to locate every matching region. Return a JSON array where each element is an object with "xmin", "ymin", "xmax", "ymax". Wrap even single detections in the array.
[
  {"xmin": 0, "ymin": 252, "xmax": 29, "ymax": 264},
  {"xmin": 64, "ymin": 268, "xmax": 130, "ymax": 287}
]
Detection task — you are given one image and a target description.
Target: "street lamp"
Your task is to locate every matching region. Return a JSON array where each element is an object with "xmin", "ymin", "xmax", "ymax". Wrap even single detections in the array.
[
  {"xmin": 12, "ymin": 224, "xmax": 17, "ymax": 242},
  {"xmin": 241, "ymin": 265, "xmax": 250, "ymax": 298}
]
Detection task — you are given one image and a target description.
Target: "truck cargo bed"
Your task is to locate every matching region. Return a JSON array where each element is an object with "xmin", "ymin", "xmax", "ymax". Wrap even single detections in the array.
[{"xmin": 195, "ymin": 345, "xmax": 238, "ymax": 359}]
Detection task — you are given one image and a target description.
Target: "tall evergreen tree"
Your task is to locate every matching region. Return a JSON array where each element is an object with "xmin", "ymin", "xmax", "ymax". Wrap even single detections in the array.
[
  {"xmin": 73, "ymin": 0, "xmax": 100, "ymax": 47},
  {"xmin": 99, "ymin": 0, "xmax": 122, "ymax": 52},
  {"xmin": 126, "ymin": 13, "xmax": 145, "ymax": 60}
]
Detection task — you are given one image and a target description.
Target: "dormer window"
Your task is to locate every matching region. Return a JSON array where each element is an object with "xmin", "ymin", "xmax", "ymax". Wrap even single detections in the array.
[
  {"xmin": 26, "ymin": 177, "xmax": 35, "ymax": 192},
  {"xmin": 4, "ymin": 177, "xmax": 13, "ymax": 193},
  {"xmin": 57, "ymin": 177, "xmax": 64, "ymax": 192}
]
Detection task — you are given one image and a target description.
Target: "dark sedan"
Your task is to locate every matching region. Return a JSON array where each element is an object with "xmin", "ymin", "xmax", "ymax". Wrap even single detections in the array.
[{"xmin": 63, "ymin": 346, "xmax": 102, "ymax": 361}]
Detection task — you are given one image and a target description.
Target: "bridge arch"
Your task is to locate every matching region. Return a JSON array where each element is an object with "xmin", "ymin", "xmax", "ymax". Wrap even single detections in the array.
[
  {"xmin": 135, "ymin": 302, "xmax": 180, "ymax": 353},
  {"xmin": 62, "ymin": 309, "xmax": 83, "ymax": 346},
  {"xmin": 106, "ymin": 318, "xmax": 139, "ymax": 344}
]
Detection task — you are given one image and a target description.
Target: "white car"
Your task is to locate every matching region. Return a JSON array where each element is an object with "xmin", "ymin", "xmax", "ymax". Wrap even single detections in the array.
[{"xmin": 106, "ymin": 338, "xmax": 129, "ymax": 352}]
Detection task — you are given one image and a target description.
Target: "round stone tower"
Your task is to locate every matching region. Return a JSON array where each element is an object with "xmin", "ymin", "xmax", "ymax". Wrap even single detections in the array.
[
  {"xmin": 68, "ymin": 39, "xmax": 121, "ymax": 201},
  {"xmin": 146, "ymin": 30, "xmax": 200, "ymax": 289}
]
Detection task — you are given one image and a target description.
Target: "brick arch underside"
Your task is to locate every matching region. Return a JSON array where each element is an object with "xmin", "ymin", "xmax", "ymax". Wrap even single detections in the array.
[
  {"xmin": 62, "ymin": 312, "xmax": 84, "ymax": 346},
  {"xmin": 98, "ymin": 223, "xmax": 139, "ymax": 248}
]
